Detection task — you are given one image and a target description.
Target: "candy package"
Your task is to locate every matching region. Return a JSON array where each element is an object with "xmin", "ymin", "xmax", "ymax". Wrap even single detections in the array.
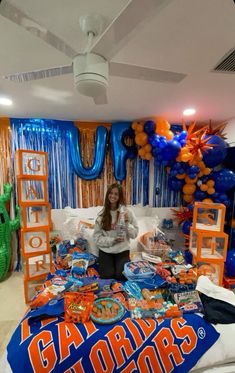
[
  {"xmin": 64, "ymin": 292, "xmax": 95, "ymax": 323},
  {"xmin": 30, "ymin": 277, "xmax": 73, "ymax": 309}
]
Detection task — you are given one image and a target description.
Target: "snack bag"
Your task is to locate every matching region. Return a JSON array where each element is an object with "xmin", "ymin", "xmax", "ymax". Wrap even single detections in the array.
[
  {"xmin": 71, "ymin": 252, "xmax": 90, "ymax": 277},
  {"xmin": 30, "ymin": 277, "xmax": 73, "ymax": 309},
  {"xmin": 64, "ymin": 292, "xmax": 95, "ymax": 323}
]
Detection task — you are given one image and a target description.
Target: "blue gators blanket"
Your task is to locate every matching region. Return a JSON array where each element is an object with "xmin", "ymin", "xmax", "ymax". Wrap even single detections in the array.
[{"xmin": 7, "ymin": 313, "xmax": 219, "ymax": 373}]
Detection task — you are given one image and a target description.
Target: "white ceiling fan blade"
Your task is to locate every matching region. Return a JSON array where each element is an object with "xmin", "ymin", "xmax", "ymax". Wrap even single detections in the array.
[
  {"xmin": 90, "ymin": 0, "xmax": 173, "ymax": 61},
  {"xmin": 0, "ymin": 0, "xmax": 77, "ymax": 59},
  {"xmin": 109, "ymin": 62, "xmax": 186, "ymax": 83},
  {"xmin": 93, "ymin": 92, "xmax": 108, "ymax": 105},
  {"xmin": 3, "ymin": 65, "xmax": 73, "ymax": 82}
]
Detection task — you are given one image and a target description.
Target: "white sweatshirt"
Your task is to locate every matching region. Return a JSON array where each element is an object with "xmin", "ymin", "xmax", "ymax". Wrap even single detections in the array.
[{"xmin": 93, "ymin": 207, "xmax": 139, "ymax": 254}]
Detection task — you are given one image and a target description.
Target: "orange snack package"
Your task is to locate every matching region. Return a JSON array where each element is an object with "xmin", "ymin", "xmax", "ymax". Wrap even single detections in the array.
[{"xmin": 64, "ymin": 292, "xmax": 95, "ymax": 323}]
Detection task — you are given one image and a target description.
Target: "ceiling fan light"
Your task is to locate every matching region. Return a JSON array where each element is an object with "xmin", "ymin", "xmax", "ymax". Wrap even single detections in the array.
[{"xmin": 76, "ymin": 78, "xmax": 107, "ymax": 97}]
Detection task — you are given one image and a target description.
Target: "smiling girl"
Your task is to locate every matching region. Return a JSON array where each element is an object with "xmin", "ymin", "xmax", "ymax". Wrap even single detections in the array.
[{"xmin": 93, "ymin": 183, "xmax": 139, "ymax": 280}]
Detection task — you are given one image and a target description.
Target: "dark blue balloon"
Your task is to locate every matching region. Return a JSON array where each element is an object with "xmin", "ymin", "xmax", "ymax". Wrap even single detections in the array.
[
  {"xmin": 111, "ymin": 122, "xmax": 137, "ymax": 181},
  {"xmin": 144, "ymin": 120, "xmax": 156, "ymax": 135},
  {"xmin": 212, "ymin": 169, "xmax": 235, "ymax": 192},
  {"xmin": 203, "ymin": 135, "xmax": 228, "ymax": 167},
  {"xmin": 187, "ymin": 203, "xmax": 194, "ymax": 211},
  {"xmin": 70, "ymin": 126, "xmax": 107, "ymax": 180},
  {"xmin": 225, "ymin": 249, "xmax": 235, "ymax": 276},
  {"xmin": 168, "ymin": 177, "xmax": 184, "ymax": 191},
  {"xmin": 194, "ymin": 189, "xmax": 206, "ymax": 200},
  {"xmin": 182, "ymin": 220, "xmax": 192, "ymax": 235},
  {"xmin": 152, "ymin": 147, "xmax": 161, "ymax": 158}
]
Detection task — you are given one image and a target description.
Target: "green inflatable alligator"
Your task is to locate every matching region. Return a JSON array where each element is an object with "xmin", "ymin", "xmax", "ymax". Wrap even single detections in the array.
[{"xmin": 0, "ymin": 184, "xmax": 20, "ymax": 281}]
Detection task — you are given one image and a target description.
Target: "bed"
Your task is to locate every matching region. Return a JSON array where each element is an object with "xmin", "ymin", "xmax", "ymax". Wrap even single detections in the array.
[{"xmin": 2, "ymin": 206, "xmax": 235, "ymax": 373}]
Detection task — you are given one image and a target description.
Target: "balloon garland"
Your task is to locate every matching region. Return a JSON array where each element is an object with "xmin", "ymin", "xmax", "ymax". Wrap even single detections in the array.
[
  {"xmin": 0, "ymin": 184, "xmax": 20, "ymax": 281},
  {"xmin": 132, "ymin": 119, "xmax": 235, "ymax": 238}
]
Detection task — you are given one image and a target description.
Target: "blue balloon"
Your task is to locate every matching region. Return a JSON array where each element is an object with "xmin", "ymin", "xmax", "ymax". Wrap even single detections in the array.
[
  {"xmin": 168, "ymin": 177, "xmax": 184, "ymax": 191},
  {"xmin": 144, "ymin": 120, "xmax": 156, "ymax": 135},
  {"xmin": 225, "ymin": 249, "xmax": 235, "ymax": 277},
  {"xmin": 212, "ymin": 169, "xmax": 235, "ymax": 192},
  {"xmin": 152, "ymin": 147, "xmax": 161, "ymax": 158},
  {"xmin": 203, "ymin": 135, "xmax": 228, "ymax": 167},
  {"xmin": 179, "ymin": 131, "xmax": 187, "ymax": 140},
  {"xmin": 70, "ymin": 126, "xmax": 107, "ymax": 180},
  {"xmin": 111, "ymin": 122, "xmax": 137, "ymax": 181},
  {"xmin": 161, "ymin": 140, "xmax": 181, "ymax": 161},
  {"xmin": 149, "ymin": 134, "xmax": 160, "ymax": 147},
  {"xmin": 182, "ymin": 220, "xmax": 192, "ymax": 235},
  {"xmin": 188, "ymin": 165, "xmax": 200, "ymax": 174},
  {"xmin": 194, "ymin": 189, "xmax": 206, "ymax": 200},
  {"xmin": 187, "ymin": 203, "xmax": 194, "ymax": 211}
]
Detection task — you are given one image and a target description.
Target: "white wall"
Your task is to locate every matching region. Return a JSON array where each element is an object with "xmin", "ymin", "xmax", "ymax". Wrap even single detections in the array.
[{"xmin": 225, "ymin": 118, "xmax": 235, "ymax": 145}]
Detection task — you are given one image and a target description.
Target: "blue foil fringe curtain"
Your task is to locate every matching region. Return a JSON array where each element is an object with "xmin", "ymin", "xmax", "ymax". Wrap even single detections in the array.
[
  {"xmin": 11, "ymin": 119, "xmax": 182, "ymax": 209},
  {"xmin": 10, "ymin": 118, "xmax": 77, "ymax": 209}
]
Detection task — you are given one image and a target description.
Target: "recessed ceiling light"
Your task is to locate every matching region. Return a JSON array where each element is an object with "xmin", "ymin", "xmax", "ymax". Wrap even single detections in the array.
[
  {"xmin": 183, "ymin": 108, "xmax": 196, "ymax": 116},
  {"xmin": 0, "ymin": 97, "xmax": 13, "ymax": 106}
]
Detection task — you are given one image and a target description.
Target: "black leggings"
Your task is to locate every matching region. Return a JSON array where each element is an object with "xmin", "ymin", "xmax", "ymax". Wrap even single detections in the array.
[{"xmin": 98, "ymin": 250, "xmax": 130, "ymax": 280}]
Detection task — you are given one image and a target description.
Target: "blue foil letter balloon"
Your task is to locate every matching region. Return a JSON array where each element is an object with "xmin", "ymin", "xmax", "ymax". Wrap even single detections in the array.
[
  {"xmin": 70, "ymin": 126, "xmax": 107, "ymax": 180},
  {"xmin": 111, "ymin": 122, "xmax": 137, "ymax": 181}
]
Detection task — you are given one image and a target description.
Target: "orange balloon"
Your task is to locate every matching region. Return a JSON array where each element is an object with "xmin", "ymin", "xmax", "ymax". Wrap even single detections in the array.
[
  {"xmin": 132, "ymin": 122, "xmax": 138, "ymax": 130},
  {"xmin": 176, "ymin": 173, "xmax": 186, "ymax": 179},
  {"xmin": 198, "ymin": 161, "xmax": 206, "ymax": 170},
  {"xmin": 156, "ymin": 129, "xmax": 166, "ymax": 136},
  {"xmin": 144, "ymin": 144, "xmax": 152, "ymax": 152},
  {"xmin": 135, "ymin": 132, "xmax": 148, "ymax": 146},
  {"xmin": 145, "ymin": 152, "xmax": 152, "ymax": 160},
  {"xmin": 138, "ymin": 148, "xmax": 146, "ymax": 157},
  {"xmin": 203, "ymin": 167, "xmax": 211, "ymax": 175},
  {"xmin": 207, "ymin": 187, "xmax": 215, "ymax": 195},
  {"xmin": 200, "ymin": 184, "xmax": 208, "ymax": 192},
  {"xmin": 183, "ymin": 194, "xmax": 194, "ymax": 203},
  {"xmin": 157, "ymin": 118, "xmax": 170, "ymax": 130},
  {"xmin": 185, "ymin": 175, "xmax": 197, "ymax": 184},
  {"xmin": 165, "ymin": 130, "xmax": 174, "ymax": 140},
  {"xmin": 202, "ymin": 198, "xmax": 213, "ymax": 203},
  {"xmin": 183, "ymin": 184, "xmax": 196, "ymax": 195},
  {"xmin": 136, "ymin": 123, "xmax": 144, "ymax": 133},
  {"xmin": 207, "ymin": 180, "xmax": 215, "ymax": 187}
]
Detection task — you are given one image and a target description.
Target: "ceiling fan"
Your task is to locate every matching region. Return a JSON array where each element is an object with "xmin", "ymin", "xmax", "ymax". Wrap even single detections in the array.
[{"xmin": 0, "ymin": 0, "xmax": 187, "ymax": 105}]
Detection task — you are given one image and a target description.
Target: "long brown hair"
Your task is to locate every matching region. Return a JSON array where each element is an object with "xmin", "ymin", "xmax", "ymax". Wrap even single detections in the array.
[{"xmin": 100, "ymin": 183, "xmax": 126, "ymax": 230}]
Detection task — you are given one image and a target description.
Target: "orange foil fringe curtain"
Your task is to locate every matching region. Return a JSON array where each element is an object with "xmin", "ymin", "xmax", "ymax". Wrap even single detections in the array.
[
  {"xmin": 0, "ymin": 118, "xmax": 12, "ymax": 194},
  {"xmin": 74, "ymin": 122, "xmax": 133, "ymax": 208}
]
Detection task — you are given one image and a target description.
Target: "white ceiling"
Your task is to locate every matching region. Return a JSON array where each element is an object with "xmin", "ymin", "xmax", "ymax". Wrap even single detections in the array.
[{"xmin": 0, "ymin": 0, "xmax": 235, "ymax": 123}]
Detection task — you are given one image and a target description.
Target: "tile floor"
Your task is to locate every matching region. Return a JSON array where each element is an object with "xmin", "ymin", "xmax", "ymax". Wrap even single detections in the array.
[{"xmin": 0, "ymin": 271, "xmax": 26, "ymax": 358}]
